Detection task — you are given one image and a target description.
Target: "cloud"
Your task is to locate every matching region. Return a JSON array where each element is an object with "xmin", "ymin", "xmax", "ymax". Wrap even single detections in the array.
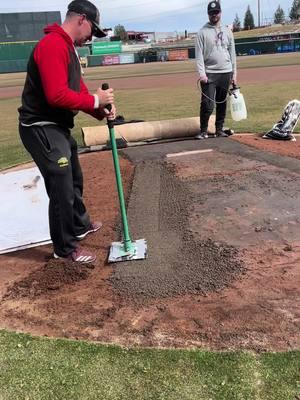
[{"xmin": 1, "ymin": 0, "xmax": 284, "ymax": 31}]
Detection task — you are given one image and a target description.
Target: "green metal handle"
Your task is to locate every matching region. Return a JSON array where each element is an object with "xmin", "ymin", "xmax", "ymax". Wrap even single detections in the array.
[
  {"xmin": 108, "ymin": 124, "xmax": 133, "ymax": 252},
  {"xmin": 101, "ymin": 83, "xmax": 133, "ymax": 253}
]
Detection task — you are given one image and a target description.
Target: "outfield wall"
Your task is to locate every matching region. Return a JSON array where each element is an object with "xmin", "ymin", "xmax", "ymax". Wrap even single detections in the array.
[
  {"xmin": 1, "ymin": 32, "xmax": 300, "ymax": 73},
  {"xmin": 0, "ymin": 41, "xmax": 36, "ymax": 73},
  {"xmin": 235, "ymin": 37, "xmax": 300, "ymax": 56},
  {"xmin": 0, "ymin": 11, "xmax": 61, "ymax": 43}
]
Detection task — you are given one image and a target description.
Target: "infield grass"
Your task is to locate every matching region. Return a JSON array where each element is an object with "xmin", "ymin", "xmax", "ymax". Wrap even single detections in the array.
[
  {"xmin": 0, "ymin": 330, "xmax": 299, "ymax": 400},
  {"xmin": 1, "ymin": 79, "xmax": 299, "ymax": 169}
]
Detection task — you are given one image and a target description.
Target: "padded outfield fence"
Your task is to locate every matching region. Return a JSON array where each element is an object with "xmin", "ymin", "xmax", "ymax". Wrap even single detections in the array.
[{"xmin": 1, "ymin": 32, "xmax": 300, "ymax": 73}]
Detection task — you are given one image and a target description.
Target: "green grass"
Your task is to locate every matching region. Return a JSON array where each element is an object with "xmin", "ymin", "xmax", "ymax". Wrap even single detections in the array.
[
  {"xmin": 1, "ymin": 79, "xmax": 299, "ymax": 169},
  {"xmin": 0, "ymin": 330, "xmax": 299, "ymax": 400},
  {"xmin": 236, "ymin": 52, "xmax": 300, "ymax": 69},
  {"xmin": 0, "ymin": 97, "xmax": 29, "ymax": 168},
  {"xmin": 226, "ymin": 80, "xmax": 300, "ymax": 133}
]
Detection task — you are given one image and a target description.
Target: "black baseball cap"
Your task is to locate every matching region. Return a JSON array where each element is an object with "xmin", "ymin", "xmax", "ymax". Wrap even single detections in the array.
[
  {"xmin": 67, "ymin": 0, "xmax": 107, "ymax": 38},
  {"xmin": 207, "ymin": 1, "xmax": 221, "ymax": 14}
]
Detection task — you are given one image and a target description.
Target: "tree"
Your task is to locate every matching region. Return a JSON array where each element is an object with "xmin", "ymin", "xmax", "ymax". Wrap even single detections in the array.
[
  {"xmin": 233, "ymin": 14, "xmax": 241, "ymax": 32},
  {"xmin": 114, "ymin": 24, "xmax": 128, "ymax": 42},
  {"xmin": 243, "ymin": 5, "xmax": 255, "ymax": 30},
  {"xmin": 274, "ymin": 5, "xmax": 285, "ymax": 23},
  {"xmin": 289, "ymin": 0, "xmax": 300, "ymax": 20}
]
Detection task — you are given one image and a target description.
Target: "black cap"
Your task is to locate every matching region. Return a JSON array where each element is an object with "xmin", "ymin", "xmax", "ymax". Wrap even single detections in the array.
[
  {"xmin": 68, "ymin": 0, "xmax": 107, "ymax": 38},
  {"xmin": 207, "ymin": 1, "xmax": 221, "ymax": 14}
]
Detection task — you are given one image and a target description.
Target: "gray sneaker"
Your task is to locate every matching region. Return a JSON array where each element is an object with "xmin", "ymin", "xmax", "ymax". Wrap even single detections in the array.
[
  {"xmin": 195, "ymin": 132, "xmax": 207, "ymax": 140},
  {"xmin": 216, "ymin": 129, "xmax": 229, "ymax": 138}
]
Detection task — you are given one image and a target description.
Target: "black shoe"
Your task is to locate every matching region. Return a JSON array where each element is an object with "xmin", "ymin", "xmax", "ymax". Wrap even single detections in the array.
[
  {"xmin": 224, "ymin": 128, "xmax": 234, "ymax": 136},
  {"xmin": 216, "ymin": 129, "xmax": 229, "ymax": 138}
]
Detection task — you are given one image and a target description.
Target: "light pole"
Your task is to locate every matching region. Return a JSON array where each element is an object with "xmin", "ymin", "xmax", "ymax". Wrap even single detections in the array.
[{"xmin": 258, "ymin": 0, "xmax": 261, "ymax": 27}]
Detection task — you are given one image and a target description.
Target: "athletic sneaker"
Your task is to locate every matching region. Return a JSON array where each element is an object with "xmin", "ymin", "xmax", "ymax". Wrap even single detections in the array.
[
  {"xmin": 224, "ymin": 128, "xmax": 234, "ymax": 136},
  {"xmin": 195, "ymin": 132, "xmax": 208, "ymax": 140},
  {"xmin": 54, "ymin": 247, "xmax": 96, "ymax": 264},
  {"xmin": 76, "ymin": 221, "xmax": 102, "ymax": 240},
  {"xmin": 215, "ymin": 129, "xmax": 229, "ymax": 137}
]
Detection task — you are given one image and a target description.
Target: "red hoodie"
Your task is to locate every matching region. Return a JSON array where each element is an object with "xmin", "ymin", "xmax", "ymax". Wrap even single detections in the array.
[{"xmin": 19, "ymin": 24, "xmax": 104, "ymax": 128}]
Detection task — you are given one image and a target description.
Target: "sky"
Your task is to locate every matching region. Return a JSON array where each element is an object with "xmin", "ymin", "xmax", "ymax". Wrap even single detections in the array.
[{"xmin": 0, "ymin": 0, "xmax": 293, "ymax": 33}]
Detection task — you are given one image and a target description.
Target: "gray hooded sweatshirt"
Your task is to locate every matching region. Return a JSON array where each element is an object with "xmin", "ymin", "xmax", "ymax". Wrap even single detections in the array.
[{"xmin": 195, "ymin": 22, "xmax": 236, "ymax": 78}]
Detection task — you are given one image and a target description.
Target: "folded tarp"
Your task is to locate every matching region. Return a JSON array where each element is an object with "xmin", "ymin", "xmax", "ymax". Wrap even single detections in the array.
[
  {"xmin": 263, "ymin": 100, "xmax": 300, "ymax": 141},
  {"xmin": 81, "ymin": 116, "xmax": 217, "ymax": 147},
  {"xmin": 0, "ymin": 166, "xmax": 51, "ymax": 254}
]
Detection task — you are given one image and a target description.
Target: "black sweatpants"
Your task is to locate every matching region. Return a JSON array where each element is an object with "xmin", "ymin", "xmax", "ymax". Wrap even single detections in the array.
[
  {"xmin": 19, "ymin": 124, "xmax": 91, "ymax": 257},
  {"xmin": 200, "ymin": 72, "xmax": 232, "ymax": 132}
]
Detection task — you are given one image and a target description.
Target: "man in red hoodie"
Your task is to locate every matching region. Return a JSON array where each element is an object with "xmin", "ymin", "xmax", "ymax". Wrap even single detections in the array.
[{"xmin": 18, "ymin": 0, "xmax": 115, "ymax": 264}]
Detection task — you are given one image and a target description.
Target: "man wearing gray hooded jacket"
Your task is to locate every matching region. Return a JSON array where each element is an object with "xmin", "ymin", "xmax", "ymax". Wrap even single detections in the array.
[{"xmin": 195, "ymin": 0, "xmax": 236, "ymax": 139}]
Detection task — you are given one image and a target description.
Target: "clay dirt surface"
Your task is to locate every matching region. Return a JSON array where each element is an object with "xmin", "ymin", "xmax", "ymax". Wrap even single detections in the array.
[{"xmin": 0, "ymin": 135, "xmax": 299, "ymax": 352}]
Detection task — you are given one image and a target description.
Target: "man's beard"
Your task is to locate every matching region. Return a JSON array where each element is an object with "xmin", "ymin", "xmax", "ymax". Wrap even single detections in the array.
[{"xmin": 209, "ymin": 15, "xmax": 221, "ymax": 25}]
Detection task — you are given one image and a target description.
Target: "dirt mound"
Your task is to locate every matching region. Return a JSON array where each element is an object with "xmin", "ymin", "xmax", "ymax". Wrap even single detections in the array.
[
  {"xmin": 110, "ymin": 161, "xmax": 245, "ymax": 299},
  {"xmin": 111, "ymin": 238, "xmax": 244, "ymax": 299},
  {"xmin": 4, "ymin": 259, "xmax": 92, "ymax": 300}
]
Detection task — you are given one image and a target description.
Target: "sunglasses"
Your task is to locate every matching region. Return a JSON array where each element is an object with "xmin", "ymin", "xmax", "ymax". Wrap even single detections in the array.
[
  {"xmin": 85, "ymin": 17, "xmax": 98, "ymax": 36},
  {"xmin": 77, "ymin": 13, "xmax": 98, "ymax": 36},
  {"xmin": 89, "ymin": 21, "xmax": 98, "ymax": 37},
  {"xmin": 209, "ymin": 10, "xmax": 220, "ymax": 15}
]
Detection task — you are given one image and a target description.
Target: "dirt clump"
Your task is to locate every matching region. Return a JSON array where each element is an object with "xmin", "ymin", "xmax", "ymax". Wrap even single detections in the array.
[{"xmin": 3, "ymin": 259, "xmax": 91, "ymax": 300}]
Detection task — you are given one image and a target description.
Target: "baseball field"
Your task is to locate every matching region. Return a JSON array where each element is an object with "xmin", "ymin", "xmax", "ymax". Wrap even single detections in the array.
[{"xmin": 0, "ymin": 53, "xmax": 300, "ymax": 399}]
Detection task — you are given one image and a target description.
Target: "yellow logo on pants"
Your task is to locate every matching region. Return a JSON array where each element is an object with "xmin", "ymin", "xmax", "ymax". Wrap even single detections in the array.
[{"xmin": 57, "ymin": 157, "xmax": 69, "ymax": 167}]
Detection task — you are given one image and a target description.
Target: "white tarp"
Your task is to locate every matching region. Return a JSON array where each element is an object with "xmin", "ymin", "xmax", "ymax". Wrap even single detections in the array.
[{"xmin": 0, "ymin": 166, "xmax": 51, "ymax": 254}]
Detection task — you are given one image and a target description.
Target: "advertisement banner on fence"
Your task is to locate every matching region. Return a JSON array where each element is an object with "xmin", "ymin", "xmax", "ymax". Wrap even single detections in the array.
[
  {"xmin": 168, "ymin": 49, "xmax": 189, "ymax": 61},
  {"xmin": 119, "ymin": 53, "xmax": 135, "ymax": 64},
  {"xmin": 92, "ymin": 41, "xmax": 122, "ymax": 55},
  {"xmin": 102, "ymin": 55, "xmax": 120, "ymax": 66},
  {"xmin": 87, "ymin": 55, "xmax": 104, "ymax": 67}
]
